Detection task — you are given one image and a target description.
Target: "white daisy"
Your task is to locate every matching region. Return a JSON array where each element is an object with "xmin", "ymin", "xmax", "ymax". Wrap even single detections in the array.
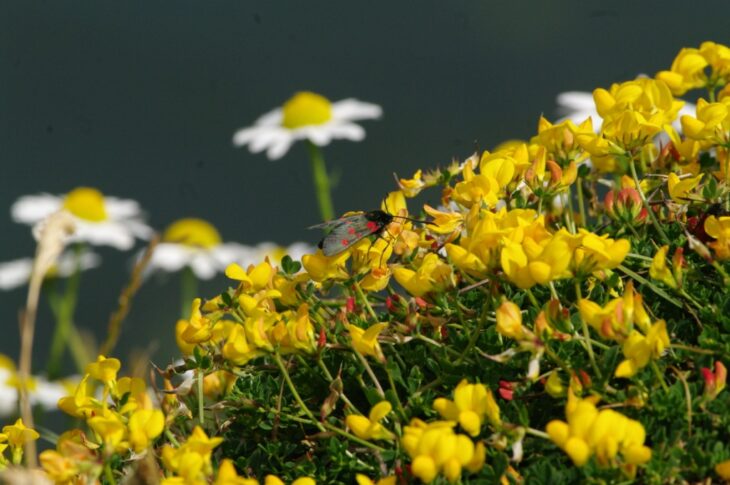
[
  {"xmin": 0, "ymin": 249, "xmax": 101, "ymax": 291},
  {"xmin": 232, "ymin": 91, "xmax": 382, "ymax": 160},
  {"xmin": 11, "ymin": 187, "xmax": 153, "ymax": 250},
  {"xmin": 145, "ymin": 218, "xmax": 315, "ymax": 280}
]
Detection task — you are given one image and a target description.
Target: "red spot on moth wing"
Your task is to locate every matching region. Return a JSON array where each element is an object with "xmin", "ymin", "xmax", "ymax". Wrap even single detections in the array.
[
  {"xmin": 341, "ymin": 239, "xmax": 349, "ymax": 246},
  {"xmin": 348, "ymin": 227, "xmax": 356, "ymax": 235},
  {"xmin": 366, "ymin": 221, "xmax": 378, "ymax": 231}
]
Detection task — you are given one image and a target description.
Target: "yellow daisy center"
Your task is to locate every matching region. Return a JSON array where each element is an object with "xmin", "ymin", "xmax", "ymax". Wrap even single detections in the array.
[
  {"xmin": 281, "ymin": 92, "xmax": 333, "ymax": 129},
  {"xmin": 62, "ymin": 187, "xmax": 108, "ymax": 222},
  {"xmin": 163, "ymin": 218, "xmax": 222, "ymax": 249}
]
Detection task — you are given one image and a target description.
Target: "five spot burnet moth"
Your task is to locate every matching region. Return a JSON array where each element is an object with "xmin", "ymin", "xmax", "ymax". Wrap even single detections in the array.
[{"xmin": 309, "ymin": 210, "xmax": 427, "ymax": 257}]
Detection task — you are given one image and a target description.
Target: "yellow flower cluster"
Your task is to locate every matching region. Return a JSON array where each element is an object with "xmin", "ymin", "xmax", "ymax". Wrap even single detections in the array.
[
  {"xmin": 175, "ymin": 260, "xmax": 318, "ymax": 367},
  {"xmin": 402, "ymin": 419, "xmax": 486, "ymax": 483},
  {"xmin": 446, "ymin": 208, "xmax": 629, "ymax": 289},
  {"xmin": 42, "ymin": 355, "xmax": 164, "ymax": 482},
  {"xmin": 546, "ymin": 393, "xmax": 651, "ymax": 473}
]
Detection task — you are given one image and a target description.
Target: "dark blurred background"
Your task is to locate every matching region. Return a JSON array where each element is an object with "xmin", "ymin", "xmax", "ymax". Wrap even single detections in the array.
[{"xmin": 1, "ymin": 0, "xmax": 728, "ymax": 371}]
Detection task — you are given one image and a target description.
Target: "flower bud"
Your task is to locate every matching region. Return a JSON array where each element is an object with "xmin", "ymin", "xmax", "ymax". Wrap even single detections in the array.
[
  {"xmin": 701, "ymin": 361, "xmax": 727, "ymax": 400},
  {"xmin": 605, "ymin": 188, "xmax": 647, "ymax": 225},
  {"xmin": 496, "ymin": 301, "xmax": 524, "ymax": 340}
]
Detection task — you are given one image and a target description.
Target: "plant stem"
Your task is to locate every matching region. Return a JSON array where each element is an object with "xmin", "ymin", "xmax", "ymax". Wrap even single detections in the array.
[
  {"xmin": 617, "ymin": 264, "xmax": 682, "ymax": 308},
  {"xmin": 353, "ymin": 281, "xmax": 378, "ymax": 321},
  {"xmin": 629, "ymin": 157, "xmax": 670, "ymax": 245},
  {"xmin": 574, "ymin": 282, "xmax": 601, "ymax": 379},
  {"xmin": 47, "ymin": 245, "xmax": 83, "ymax": 378},
  {"xmin": 180, "ymin": 267, "xmax": 197, "ymax": 318},
  {"xmin": 576, "ymin": 177, "xmax": 588, "ymax": 228},
  {"xmin": 525, "ymin": 427, "xmax": 549, "ymax": 439},
  {"xmin": 651, "ymin": 360, "xmax": 669, "ymax": 392},
  {"xmin": 307, "ymin": 141, "xmax": 334, "ymax": 221},
  {"xmin": 197, "ymin": 369, "xmax": 205, "ymax": 425},
  {"xmin": 273, "ymin": 352, "xmax": 326, "ymax": 432},
  {"xmin": 353, "ymin": 351, "xmax": 385, "ymax": 398}
]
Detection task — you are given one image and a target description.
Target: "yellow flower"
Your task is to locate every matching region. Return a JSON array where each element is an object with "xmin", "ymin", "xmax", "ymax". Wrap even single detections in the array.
[
  {"xmin": 615, "ymin": 320, "xmax": 670, "ymax": 378},
  {"xmin": 2, "ymin": 419, "xmax": 39, "ymax": 459},
  {"xmin": 433, "ymin": 379, "xmax": 501, "ymax": 436},
  {"xmin": 452, "ymin": 161, "xmax": 501, "ymax": 208},
  {"xmin": 355, "ymin": 474, "xmax": 396, "ymax": 485},
  {"xmin": 281, "ymin": 304, "xmax": 317, "ymax": 354},
  {"xmin": 566, "ymin": 229, "xmax": 630, "ymax": 276},
  {"xmin": 215, "ymin": 459, "xmax": 260, "ymax": 485},
  {"xmin": 401, "ymin": 419, "xmax": 484, "ymax": 483},
  {"xmin": 392, "ymin": 253, "xmax": 453, "ymax": 297},
  {"xmin": 265, "ymin": 477, "xmax": 315, "ymax": 485},
  {"xmin": 656, "ymin": 47, "xmax": 709, "ymax": 95},
  {"xmin": 347, "ymin": 322, "xmax": 388, "ymax": 362},
  {"xmin": 301, "ymin": 250, "xmax": 350, "ymax": 282},
  {"xmin": 58, "ymin": 375, "xmax": 100, "ymax": 418},
  {"xmin": 88, "ymin": 410, "xmax": 127, "ymax": 453},
  {"xmin": 179, "ymin": 298, "xmax": 214, "ymax": 344},
  {"xmin": 128, "ymin": 409, "xmax": 165, "ymax": 453},
  {"xmin": 346, "ymin": 401, "xmax": 396, "ymax": 441},
  {"xmin": 85, "ymin": 355, "xmax": 121, "ymax": 386},
  {"xmin": 649, "ymin": 245, "xmax": 678, "ymax": 289},
  {"xmin": 546, "ymin": 394, "xmax": 651, "ymax": 468},
  {"xmin": 423, "ymin": 205, "xmax": 463, "ymax": 235},
  {"xmin": 716, "ymin": 459, "xmax": 730, "ymax": 480},
  {"xmin": 532, "ymin": 116, "xmax": 592, "ymax": 163},
  {"xmin": 397, "ymin": 169, "xmax": 425, "ymax": 197},
  {"xmin": 681, "ymin": 98, "xmax": 730, "ymax": 142},
  {"xmin": 495, "ymin": 301, "xmax": 525, "ymax": 341},
  {"xmin": 705, "ymin": 215, "xmax": 730, "ymax": 259},
  {"xmin": 500, "ymin": 233, "xmax": 572, "ymax": 289},
  {"xmin": 668, "ymin": 173, "xmax": 703, "ymax": 203},
  {"xmin": 223, "ymin": 324, "xmax": 262, "ymax": 365},
  {"xmin": 226, "ymin": 261, "xmax": 275, "ymax": 292}
]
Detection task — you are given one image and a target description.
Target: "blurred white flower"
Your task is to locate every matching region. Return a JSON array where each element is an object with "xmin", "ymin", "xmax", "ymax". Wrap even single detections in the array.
[
  {"xmin": 11, "ymin": 187, "xmax": 152, "ymax": 250},
  {"xmin": 0, "ymin": 249, "xmax": 101, "ymax": 291},
  {"xmin": 0, "ymin": 356, "xmax": 73, "ymax": 416},
  {"xmin": 233, "ymin": 91, "xmax": 382, "ymax": 160},
  {"xmin": 145, "ymin": 218, "xmax": 314, "ymax": 279}
]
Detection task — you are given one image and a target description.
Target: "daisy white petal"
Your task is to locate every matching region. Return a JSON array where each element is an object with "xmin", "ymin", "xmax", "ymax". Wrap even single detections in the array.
[
  {"xmin": 254, "ymin": 107, "xmax": 283, "ymax": 126},
  {"xmin": 266, "ymin": 135, "xmax": 295, "ymax": 160},
  {"xmin": 326, "ymin": 122, "xmax": 366, "ymax": 141},
  {"xmin": 148, "ymin": 243, "xmax": 193, "ymax": 273},
  {"xmin": 10, "ymin": 194, "xmax": 62, "ymax": 224},
  {"xmin": 249, "ymin": 127, "xmax": 288, "ymax": 153},
  {"xmin": 72, "ymin": 221, "xmax": 136, "ymax": 250},
  {"xmin": 189, "ymin": 254, "xmax": 218, "ymax": 280},
  {"xmin": 104, "ymin": 197, "xmax": 143, "ymax": 219},
  {"xmin": 331, "ymin": 98, "xmax": 383, "ymax": 121},
  {"xmin": 30, "ymin": 378, "xmax": 68, "ymax": 410},
  {"xmin": 0, "ymin": 258, "xmax": 33, "ymax": 290},
  {"xmin": 303, "ymin": 126, "xmax": 334, "ymax": 146}
]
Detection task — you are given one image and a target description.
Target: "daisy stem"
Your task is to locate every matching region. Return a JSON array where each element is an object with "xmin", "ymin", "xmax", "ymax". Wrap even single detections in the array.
[
  {"xmin": 180, "ymin": 267, "xmax": 197, "ymax": 318},
  {"xmin": 47, "ymin": 244, "xmax": 83, "ymax": 378},
  {"xmin": 307, "ymin": 141, "xmax": 335, "ymax": 221}
]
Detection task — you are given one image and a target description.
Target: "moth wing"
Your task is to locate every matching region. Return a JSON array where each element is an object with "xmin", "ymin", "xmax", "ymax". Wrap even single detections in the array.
[
  {"xmin": 308, "ymin": 214, "xmax": 363, "ymax": 230},
  {"xmin": 319, "ymin": 215, "xmax": 375, "ymax": 256}
]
